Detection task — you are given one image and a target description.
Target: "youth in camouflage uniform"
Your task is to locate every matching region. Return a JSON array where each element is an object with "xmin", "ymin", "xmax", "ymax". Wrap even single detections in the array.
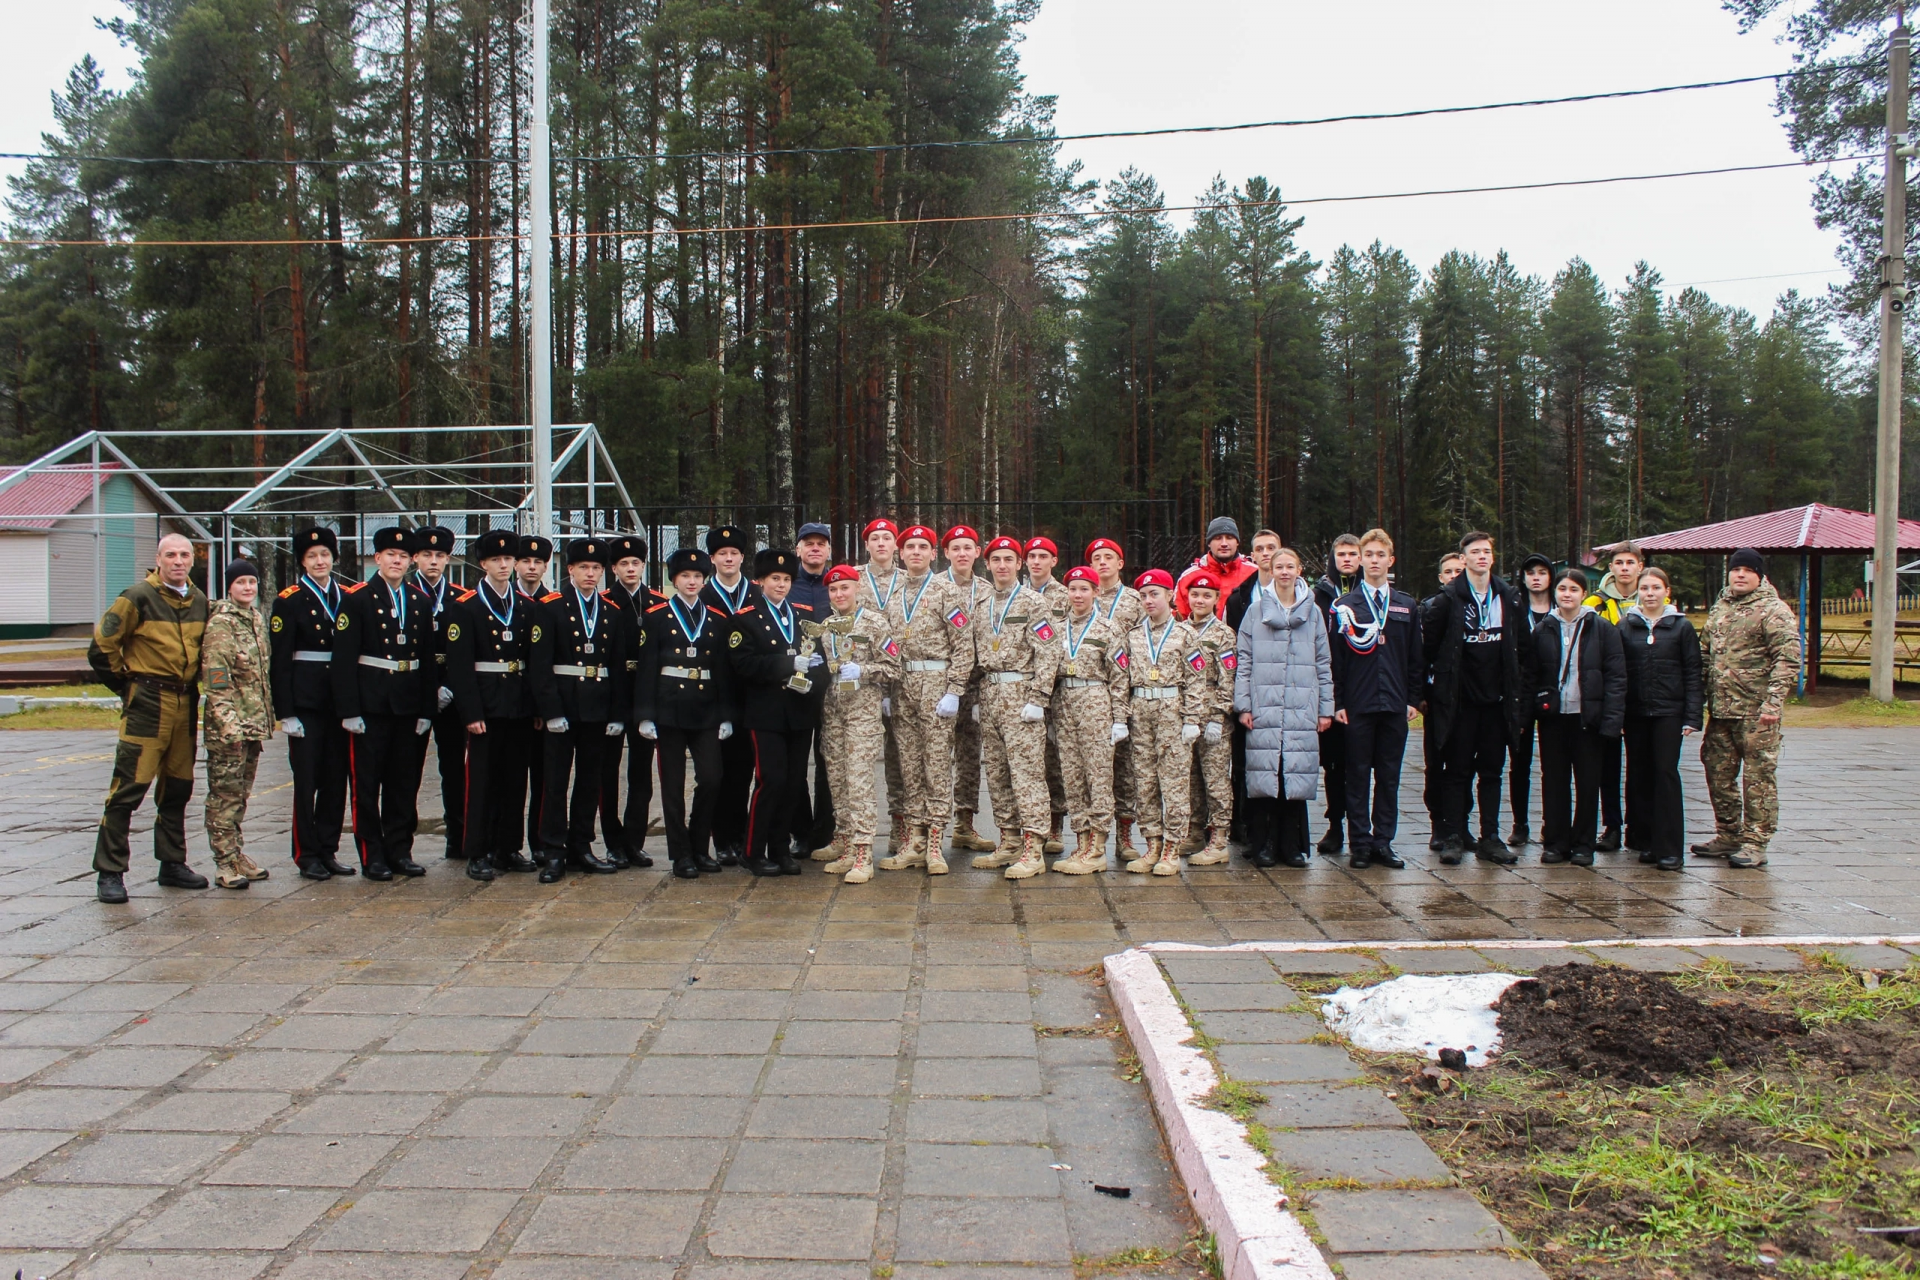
[
  {"xmin": 1026, "ymin": 537, "xmax": 1072, "ymax": 852},
  {"xmin": 1050, "ymin": 566, "xmax": 1131, "ymax": 873},
  {"xmin": 1695, "ymin": 549, "xmax": 1801, "ymax": 869},
  {"xmin": 88, "ymin": 534, "xmax": 212, "ymax": 902},
  {"xmin": 201, "ymin": 559, "xmax": 276, "ymax": 889},
  {"xmin": 974, "ymin": 537, "xmax": 1063, "ymax": 880},
  {"xmin": 817, "ymin": 566, "xmax": 902, "ymax": 884},
  {"xmin": 1089, "ymin": 539, "xmax": 1147, "ymax": 854},
  {"xmin": 1182, "ymin": 573, "xmax": 1238, "ymax": 865},
  {"xmin": 856, "ymin": 519, "xmax": 909, "ymax": 853},
  {"xmin": 1121, "ymin": 570, "xmax": 1205, "ymax": 876},
  {"xmin": 875, "ymin": 527, "xmax": 976, "ymax": 875},
  {"xmin": 941, "ymin": 527, "xmax": 993, "ymax": 852}
]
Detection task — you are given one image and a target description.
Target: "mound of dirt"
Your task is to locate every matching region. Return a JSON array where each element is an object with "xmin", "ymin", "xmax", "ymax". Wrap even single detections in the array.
[{"xmin": 1495, "ymin": 964, "xmax": 1803, "ymax": 1085}]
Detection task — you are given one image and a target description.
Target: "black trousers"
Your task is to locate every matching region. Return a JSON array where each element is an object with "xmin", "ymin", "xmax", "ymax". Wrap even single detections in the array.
[
  {"xmin": 522, "ymin": 736, "xmax": 544, "ymax": 855},
  {"xmin": 1318, "ymin": 720, "xmax": 1347, "ymax": 829},
  {"xmin": 1537, "ymin": 713, "xmax": 1602, "ymax": 855},
  {"xmin": 1508, "ymin": 716, "xmax": 1537, "ymax": 838},
  {"xmin": 1599, "ymin": 733, "xmax": 1624, "ymax": 831},
  {"xmin": 1248, "ymin": 796, "xmax": 1310, "ymax": 860},
  {"xmin": 1624, "ymin": 714, "xmax": 1685, "ymax": 859},
  {"xmin": 791, "ymin": 731, "xmax": 835, "ymax": 851},
  {"xmin": 1343, "ymin": 711, "xmax": 1409, "ymax": 851},
  {"xmin": 1443, "ymin": 701, "xmax": 1507, "ymax": 842},
  {"xmin": 658, "ymin": 726, "xmax": 723, "ymax": 863},
  {"xmin": 600, "ymin": 726, "xmax": 656, "ymax": 855},
  {"xmin": 347, "ymin": 715, "xmax": 423, "ymax": 868},
  {"xmin": 464, "ymin": 719, "xmax": 530, "ymax": 860},
  {"xmin": 748, "ymin": 725, "xmax": 815, "ymax": 863},
  {"xmin": 711, "ymin": 730, "xmax": 755, "ymax": 851},
  {"xmin": 287, "ymin": 713, "xmax": 349, "ymax": 861},
  {"xmin": 541, "ymin": 723, "xmax": 609, "ymax": 857},
  {"xmin": 410, "ymin": 705, "xmax": 468, "ymax": 857},
  {"xmin": 1229, "ymin": 722, "xmax": 1248, "ymax": 839}
]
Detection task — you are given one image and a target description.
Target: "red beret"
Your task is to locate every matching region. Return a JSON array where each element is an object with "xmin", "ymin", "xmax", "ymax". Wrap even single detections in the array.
[
  {"xmin": 1025, "ymin": 537, "xmax": 1058, "ymax": 557},
  {"xmin": 1185, "ymin": 570, "xmax": 1223, "ymax": 593},
  {"xmin": 1134, "ymin": 569, "xmax": 1175, "ymax": 592},
  {"xmin": 824, "ymin": 564, "xmax": 860, "ymax": 585},
  {"xmin": 1064, "ymin": 566, "xmax": 1099, "ymax": 586},
  {"xmin": 1085, "ymin": 538, "xmax": 1124, "ymax": 561},
  {"xmin": 899, "ymin": 525, "xmax": 937, "ymax": 547},
  {"xmin": 985, "ymin": 536, "xmax": 1024, "ymax": 557},
  {"xmin": 862, "ymin": 518, "xmax": 899, "ymax": 541},
  {"xmin": 942, "ymin": 525, "xmax": 980, "ymax": 547}
]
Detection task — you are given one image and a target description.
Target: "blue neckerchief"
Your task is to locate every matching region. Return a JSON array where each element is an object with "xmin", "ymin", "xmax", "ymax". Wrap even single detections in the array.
[
  {"xmin": 670, "ymin": 596, "xmax": 708, "ymax": 644},
  {"xmin": 575, "ymin": 587, "xmax": 600, "ymax": 638},
  {"xmin": 301, "ymin": 574, "xmax": 339, "ymax": 623},
  {"xmin": 768, "ymin": 598, "xmax": 796, "ymax": 646}
]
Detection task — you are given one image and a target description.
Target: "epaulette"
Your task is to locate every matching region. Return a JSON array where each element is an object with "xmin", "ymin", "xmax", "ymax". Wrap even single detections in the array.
[
  {"xmin": 455, "ymin": 588, "xmax": 476, "ymax": 602},
  {"xmin": 793, "ymin": 601, "xmax": 814, "ymax": 612},
  {"xmin": 343, "ymin": 581, "xmax": 368, "ymax": 594},
  {"xmin": 647, "ymin": 601, "xmax": 671, "ymax": 613},
  {"xmin": 737, "ymin": 604, "xmax": 756, "ymax": 615},
  {"xmin": 601, "ymin": 592, "xmax": 622, "ymax": 609},
  {"xmin": 541, "ymin": 591, "xmax": 563, "ymax": 603},
  {"xmin": 278, "ymin": 585, "xmax": 301, "ymax": 599}
]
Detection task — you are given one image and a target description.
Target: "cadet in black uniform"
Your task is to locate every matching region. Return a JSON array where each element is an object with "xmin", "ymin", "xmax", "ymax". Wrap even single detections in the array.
[
  {"xmin": 408, "ymin": 525, "xmax": 469, "ymax": 862},
  {"xmin": 529, "ymin": 537, "xmax": 630, "ymax": 882},
  {"xmin": 727, "ymin": 548, "xmax": 823, "ymax": 877},
  {"xmin": 636, "ymin": 548, "xmax": 736, "ymax": 879},
  {"xmin": 332, "ymin": 526, "xmax": 437, "ymax": 880},
  {"xmin": 600, "ymin": 535, "xmax": 660, "ymax": 869},
  {"xmin": 701, "ymin": 524, "xmax": 756, "ymax": 865},
  {"xmin": 270, "ymin": 525, "xmax": 356, "ymax": 880},
  {"xmin": 445, "ymin": 529, "xmax": 538, "ymax": 882},
  {"xmin": 515, "ymin": 534, "xmax": 555, "ymax": 857},
  {"xmin": 1327, "ymin": 531, "xmax": 1423, "ymax": 871}
]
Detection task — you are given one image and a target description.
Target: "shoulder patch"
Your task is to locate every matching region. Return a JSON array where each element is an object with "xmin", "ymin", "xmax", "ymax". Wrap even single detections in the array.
[
  {"xmin": 278, "ymin": 585, "xmax": 301, "ymax": 598},
  {"xmin": 1186, "ymin": 649, "xmax": 1207, "ymax": 672},
  {"xmin": 729, "ymin": 630, "xmax": 743, "ymax": 648},
  {"xmin": 1114, "ymin": 650, "xmax": 1129, "ymax": 669},
  {"xmin": 1031, "ymin": 618, "xmax": 1055, "ymax": 641},
  {"xmin": 1219, "ymin": 651, "xmax": 1238, "ymax": 670},
  {"xmin": 336, "ymin": 614, "xmax": 350, "ymax": 631},
  {"xmin": 531, "ymin": 624, "xmax": 542, "ymax": 644},
  {"xmin": 270, "ymin": 615, "xmax": 283, "ymax": 633},
  {"xmin": 446, "ymin": 623, "xmax": 460, "ymax": 642}
]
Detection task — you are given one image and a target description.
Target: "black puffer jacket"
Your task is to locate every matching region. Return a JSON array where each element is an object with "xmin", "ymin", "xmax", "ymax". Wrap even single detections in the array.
[
  {"xmin": 1617, "ymin": 607, "xmax": 1704, "ymax": 728},
  {"xmin": 1521, "ymin": 607, "xmax": 1627, "ymax": 738}
]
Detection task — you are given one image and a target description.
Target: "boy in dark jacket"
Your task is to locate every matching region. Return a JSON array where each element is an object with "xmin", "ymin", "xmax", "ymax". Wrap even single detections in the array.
[
  {"xmin": 727, "ymin": 548, "xmax": 825, "ymax": 877},
  {"xmin": 1311, "ymin": 533, "xmax": 1362, "ymax": 853},
  {"xmin": 1328, "ymin": 529, "xmax": 1422, "ymax": 870}
]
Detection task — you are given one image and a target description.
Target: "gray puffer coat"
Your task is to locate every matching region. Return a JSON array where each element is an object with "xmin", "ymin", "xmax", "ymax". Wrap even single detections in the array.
[{"xmin": 1233, "ymin": 586, "xmax": 1334, "ymax": 801}]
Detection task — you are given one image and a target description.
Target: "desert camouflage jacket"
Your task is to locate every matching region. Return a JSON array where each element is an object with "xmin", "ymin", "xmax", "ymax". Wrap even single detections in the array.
[
  {"xmin": 201, "ymin": 599, "xmax": 275, "ymax": 745},
  {"xmin": 1702, "ymin": 579, "xmax": 1801, "ymax": 720}
]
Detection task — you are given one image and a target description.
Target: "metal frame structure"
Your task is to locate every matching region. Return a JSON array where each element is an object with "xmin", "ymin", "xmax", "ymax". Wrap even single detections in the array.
[{"xmin": 0, "ymin": 424, "xmax": 636, "ymax": 595}]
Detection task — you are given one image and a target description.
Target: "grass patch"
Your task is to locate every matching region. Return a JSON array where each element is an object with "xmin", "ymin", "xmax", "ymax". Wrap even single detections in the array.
[
  {"xmin": 1783, "ymin": 695, "xmax": 1920, "ymax": 729},
  {"xmin": 1198, "ymin": 1078, "xmax": 1267, "ymax": 1121},
  {"xmin": 1, "ymin": 705, "xmax": 120, "ymax": 731}
]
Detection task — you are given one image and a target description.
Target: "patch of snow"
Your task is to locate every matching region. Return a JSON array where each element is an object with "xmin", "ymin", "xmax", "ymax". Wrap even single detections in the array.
[{"xmin": 1318, "ymin": 972, "xmax": 1527, "ymax": 1067}]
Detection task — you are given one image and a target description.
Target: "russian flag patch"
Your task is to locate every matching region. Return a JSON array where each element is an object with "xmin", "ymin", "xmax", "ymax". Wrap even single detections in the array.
[
  {"xmin": 1031, "ymin": 619, "xmax": 1055, "ymax": 641},
  {"xmin": 947, "ymin": 608, "xmax": 968, "ymax": 628},
  {"xmin": 1187, "ymin": 650, "xmax": 1206, "ymax": 672},
  {"xmin": 1114, "ymin": 651, "xmax": 1129, "ymax": 669},
  {"xmin": 883, "ymin": 636, "xmax": 901, "ymax": 658},
  {"xmin": 1220, "ymin": 651, "xmax": 1237, "ymax": 671}
]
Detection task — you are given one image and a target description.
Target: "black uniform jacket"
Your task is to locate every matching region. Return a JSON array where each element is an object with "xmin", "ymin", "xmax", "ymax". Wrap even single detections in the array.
[
  {"xmin": 608, "ymin": 579, "xmax": 662, "ymax": 693},
  {"xmin": 726, "ymin": 597, "xmax": 823, "ymax": 733},
  {"xmin": 331, "ymin": 576, "xmax": 437, "ymax": 719},
  {"xmin": 269, "ymin": 576, "xmax": 344, "ymax": 717},
  {"xmin": 444, "ymin": 580, "xmax": 535, "ymax": 723},
  {"xmin": 634, "ymin": 596, "xmax": 736, "ymax": 732},
  {"xmin": 416, "ymin": 573, "xmax": 458, "ymax": 693},
  {"xmin": 701, "ymin": 574, "xmax": 756, "ymax": 622},
  {"xmin": 529, "ymin": 587, "xmax": 631, "ymax": 724},
  {"xmin": 1328, "ymin": 585, "xmax": 1424, "ymax": 716}
]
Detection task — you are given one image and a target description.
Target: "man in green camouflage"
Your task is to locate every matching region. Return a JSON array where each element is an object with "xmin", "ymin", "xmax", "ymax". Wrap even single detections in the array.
[
  {"xmin": 1694, "ymin": 548, "xmax": 1801, "ymax": 869},
  {"xmin": 202, "ymin": 558, "xmax": 276, "ymax": 889}
]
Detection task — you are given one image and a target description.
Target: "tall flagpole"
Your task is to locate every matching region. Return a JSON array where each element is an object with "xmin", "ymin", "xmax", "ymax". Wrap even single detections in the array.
[
  {"xmin": 529, "ymin": 0, "xmax": 554, "ymax": 543},
  {"xmin": 1873, "ymin": 21, "xmax": 1910, "ymax": 702}
]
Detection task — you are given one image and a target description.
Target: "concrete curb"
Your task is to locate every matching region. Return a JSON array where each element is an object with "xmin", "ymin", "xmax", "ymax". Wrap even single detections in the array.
[
  {"xmin": 1137, "ymin": 933, "xmax": 1920, "ymax": 953},
  {"xmin": 1104, "ymin": 948, "xmax": 1336, "ymax": 1280}
]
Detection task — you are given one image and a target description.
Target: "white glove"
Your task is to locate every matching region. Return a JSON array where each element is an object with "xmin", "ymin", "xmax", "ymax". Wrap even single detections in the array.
[
  {"xmin": 280, "ymin": 717, "xmax": 305, "ymax": 738},
  {"xmin": 718, "ymin": 722, "xmax": 734, "ymax": 740},
  {"xmin": 1204, "ymin": 722, "xmax": 1223, "ymax": 744},
  {"xmin": 1111, "ymin": 723, "xmax": 1129, "ymax": 744},
  {"xmin": 341, "ymin": 716, "xmax": 366, "ymax": 735},
  {"xmin": 881, "ymin": 697, "xmax": 892, "ymax": 718},
  {"xmin": 606, "ymin": 722, "xmax": 625, "ymax": 736},
  {"xmin": 638, "ymin": 720, "xmax": 658, "ymax": 740},
  {"xmin": 809, "ymin": 653, "xmax": 825, "ymax": 668},
  {"xmin": 437, "ymin": 686, "xmax": 454, "ymax": 712},
  {"xmin": 1020, "ymin": 703, "xmax": 1045, "ymax": 723},
  {"xmin": 1180, "ymin": 724, "xmax": 1201, "ymax": 744},
  {"xmin": 971, "ymin": 704, "xmax": 981, "ymax": 722},
  {"xmin": 936, "ymin": 693, "xmax": 961, "ymax": 718},
  {"xmin": 840, "ymin": 661, "xmax": 863, "ymax": 682},
  {"xmin": 415, "ymin": 718, "xmax": 432, "ymax": 736},
  {"xmin": 548, "ymin": 717, "xmax": 571, "ymax": 734}
]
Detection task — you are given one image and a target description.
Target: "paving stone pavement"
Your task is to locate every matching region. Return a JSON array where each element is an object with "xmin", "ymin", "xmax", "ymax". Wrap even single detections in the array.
[{"xmin": 0, "ymin": 725, "xmax": 1916, "ymax": 1278}]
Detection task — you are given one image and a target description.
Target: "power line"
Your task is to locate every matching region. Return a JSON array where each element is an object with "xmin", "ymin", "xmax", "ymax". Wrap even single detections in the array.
[
  {"xmin": 0, "ymin": 155, "xmax": 1867, "ymax": 250},
  {"xmin": 0, "ymin": 62, "xmax": 1877, "ymax": 171}
]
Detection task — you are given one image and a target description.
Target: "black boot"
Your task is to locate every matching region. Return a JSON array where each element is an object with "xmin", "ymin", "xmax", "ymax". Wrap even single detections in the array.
[
  {"xmin": 775, "ymin": 847, "xmax": 803, "ymax": 876},
  {"xmin": 1656, "ymin": 853, "xmax": 1683, "ymax": 872},
  {"xmin": 1374, "ymin": 846, "xmax": 1406, "ymax": 869},
  {"xmin": 1316, "ymin": 821, "xmax": 1343, "ymax": 855},
  {"xmin": 1638, "ymin": 848, "xmax": 1659, "ymax": 865},
  {"xmin": 1508, "ymin": 826, "xmax": 1533, "ymax": 848},
  {"xmin": 537, "ymin": 854, "xmax": 566, "ymax": 884},
  {"xmin": 393, "ymin": 857, "xmax": 427, "ymax": 878},
  {"xmin": 671, "ymin": 857, "xmax": 700, "ymax": 880},
  {"xmin": 1597, "ymin": 825, "xmax": 1622, "ymax": 853},
  {"xmin": 744, "ymin": 853, "xmax": 783, "ymax": 877},
  {"xmin": 1279, "ymin": 849, "xmax": 1309, "ymax": 868},
  {"xmin": 1474, "ymin": 835, "xmax": 1518, "ymax": 866},
  {"xmin": 494, "ymin": 848, "xmax": 537, "ymax": 874},
  {"xmin": 465, "ymin": 854, "xmax": 496, "ymax": 882},
  {"xmin": 693, "ymin": 849, "xmax": 724, "ymax": 874},
  {"xmin": 157, "ymin": 861, "xmax": 209, "ymax": 890},
  {"xmin": 96, "ymin": 872, "xmax": 128, "ymax": 904},
  {"xmin": 1437, "ymin": 836, "xmax": 1466, "ymax": 866},
  {"xmin": 297, "ymin": 857, "xmax": 333, "ymax": 881},
  {"xmin": 363, "ymin": 859, "xmax": 394, "ymax": 882},
  {"xmin": 319, "ymin": 855, "xmax": 357, "ymax": 877},
  {"xmin": 569, "ymin": 848, "xmax": 618, "ymax": 875}
]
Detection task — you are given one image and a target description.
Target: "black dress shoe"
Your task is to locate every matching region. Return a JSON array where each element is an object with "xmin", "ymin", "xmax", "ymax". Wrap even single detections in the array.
[
  {"xmin": 157, "ymin": 862, "xmax": 209, "ymax": 889},
  {"xmin": 1247, "ymin": 849, "xmax": 1279, "ymax": 868},
  {"xmin": 1475, "ymin": 836, "xmax": 1518, "ymax": 866},
  {"xmin": 319, "ymin": 856, "xmax": 357, "ymax": 877},
  {"xmin": 776, "ymin": 852, "xmax": 803, "ymax": 876},
  {"xmin": 569, "ymin": 850, "xmax": 618, "ymax": 874},
  {"xmin": 1317, "ymin": 825, "xmax": 1343, "ymax": 855},
  {"xmin": 1437, "ymin": 836, "xmax": 1466, "ymax": 866},
  {"xmin": 393, "ymin": 858, "xmax": 427, "ymax": 878},
  {"xmin": 629, "ymin": 849, "xmax": 655, "ymax": 869},
  {"xmin": 1637, "ymin": 848, "xmax": 1659, "ymax": 864},
  {"xmin": 1597, "ymin": 825, "xmax": 1622, "ymax": 853},
  {"xmin": 494, "ymin": 849, "xmax": 537, "ymax": 874},
  {"xmin": 466, "ymin": 857, "xmax": 496, "ymax": 882},
  {"xmin": 1541, "ymin": 847, "xmax": 1569, "ymax": 865},
  {"xmin": 363, "ymin": 860, "xmax": 395, "ymax": 882},
  {"xmin": 1279, "ymin": 850, "xmax": 1310, "ymax": 868},
  {"xmin": 96, "ymin": 872, "xmax": 128, "ymax": 904},
  {"xmin": 297, "ymin": 857, "xmax": 332, "ymax": 881},
  {"xmin": 714, "ymin": 845, "xmax": 741, "ymax": 867},
  {"xmin": 1508, "ymin": 827, "xmax": 1533, "ymax": 847},
  {"xmin": 1656, "ymin": 854, "xmax": 1683, "ymax": 871},
  {"xmin": 694, "ymin": 851, "xmax": 723, "ymax": 874},
  {"xmin": 537, "ymin": 856, "xmax": 565, "ymax": 884},
  {"xmin": 745, "ymin": 855, "xmax": 783, "ymax": 877},
  {"xmin": 605, "ymin": 847, "xmax": 633, "ymax": 870},
  {"xmin": 672, "ymin": 859, "xmax": 700, "ymax": 880},
  {"xmin": 1348, "ymin": 850, "xmax": 1372, "ymax": 870},
  {"xmin": 1374, "ymin": 846, "xmax": 1406, "ymax": 869},
  {"xmin": 1429, "ymin": 835, "xmax": 1448, "ymax": 853},
  {"xmin": 1569, "ymin": 847, "xmax": 1595, "ymax": 867}
]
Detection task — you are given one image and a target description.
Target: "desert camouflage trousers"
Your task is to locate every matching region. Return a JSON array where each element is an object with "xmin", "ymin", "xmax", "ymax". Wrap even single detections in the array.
[
  {"xmin": 895, "ymin": 670, "xmax": 959, "ymax": 825},
  {"xmin": 1701, "ymin": 715, "xmax": 1781, "ymax": 852},
  {"xmin": 1190, "ymin": 718, "xmax": 1234, "ymax": 834},
  {"xmin": 1055, "ymin": 684, "xmax": 1116, "ymax": 836},
  {"xmin": 824, "ymin": 682, "xmax": 888, "ymax": 843},
  {"xmin": 953, "ymin": 681, "xmax": 983, "ymax": 817},
  {"xmin": 980, "ymin": 682, "xmax": 1051, "ymax": 837},
  {"xmin": 1128, "ymin": 693, "xmax": 1191, "ymax": 844}
]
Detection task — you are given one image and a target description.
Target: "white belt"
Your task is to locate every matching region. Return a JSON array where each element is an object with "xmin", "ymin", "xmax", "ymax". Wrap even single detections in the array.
[
  {"xmin": 475, "ymin": 661, "xmax": 523, "ymax": 674},
  {"xmin": 661, "ymin": 666, "xmax": 710, "ymax": 680},
  {"xmin": 358, "ymin": 656, "xmax": 418, "ymax": 673},
  {"xmin": 292, "ymin": 650, "xmax": 332, "ymax": 663},
  {"xmin": 554, "ymin": 664, "xmax": 605, "ymax": 678},
  {"xmin": 1063, "ymin": 677, "xmax": 1106, "ymax": 689},
  {"xmin": 985, "ymin": 671, "xmax": 1027, "ymax": 684},
  {"xmin": 1131, "ymin": 685, "xmax": 1179, "ymax": 700},
  {"xmin": 904, "ymin": 659, "xmax": 950, "ymax": 672}
]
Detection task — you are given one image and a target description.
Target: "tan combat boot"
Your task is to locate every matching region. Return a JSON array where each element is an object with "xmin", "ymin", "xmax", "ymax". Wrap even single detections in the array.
[
  {"xmin": 1052, "ymin": 829, "xmax": 1107, "ymax": 875},
  {"xmin": 1044, "ymin": 814, "xmax": 1065, "ymax": 855},
  {"xmin": 878, "ymin": 824, "xmax": 928, "ymax": 871},
  {"xmin": 924, "ymin": 826, "xmax": 950, "ymax": 876},
  {"xmin": 842, "ymin": 843, "xmax": 875, "ymax": 884},
  {"xmin": 1125, "ymin": 835, "xmax": 1159, "ymax": 874},
  {"xmin": 823, "ymin": 836, "xmax": 856, "ymax": 874},
  {"xmin": 212, "ymin": 855, "xmax": 251, "ymax": 891},
  {"xmin": 889, "ymin": 814, "xmax": 909, "ymax": 858},
  {"xmin": 1152, "ymin": 837, "xmax": 1184, "ymax": 877},
  {"xmin": 952, "ymin": 811, "xmax": 995, "ymax": 852},
  {"xmin": 810, "ymin": 836, "xmax": 845, "ymax": 862},
  {"xmin": 235, "ymin": 852, "xmax": 270, "ymax": 881},
  {"xmin": 1006, "ymin": 832, "xmax": 1047, "ymax": 880},
  {"xmin": 1115, "ymin": 816, "xmax": 1140, "ymax": 859},
  {"xmin": 1689, "ymin": 833, "xmax": 1743, "ymax": 858},
  {"xmin": 1187, "ymin": 827, "xmax": 1232, "ymax": 866},
  {"xmin": 972, "ymin": 830, "xmax": 1020, "ymax": 870},
  {"xmin": 1178, "ymin": 827, "xmax": 1206, "ymax": 855},
  {"xmin": 1727, "ymin": 843, "xmax": 1769, "ymax": 870}
]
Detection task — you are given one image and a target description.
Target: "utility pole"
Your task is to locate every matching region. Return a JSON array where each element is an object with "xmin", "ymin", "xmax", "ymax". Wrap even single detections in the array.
[
  {"xmin": 528, "ymin": 0, "xmax": 554, "ymax": 544},
  {"xmin": 1873, "ymin": 20, "xmax": 1910, "ymax": 702}
]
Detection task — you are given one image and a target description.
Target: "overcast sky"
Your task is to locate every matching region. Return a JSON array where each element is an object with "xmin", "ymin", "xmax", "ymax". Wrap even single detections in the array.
[{"xmin": 0, "ymin": 0, "xmax": 1853, "ymax": 319}]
